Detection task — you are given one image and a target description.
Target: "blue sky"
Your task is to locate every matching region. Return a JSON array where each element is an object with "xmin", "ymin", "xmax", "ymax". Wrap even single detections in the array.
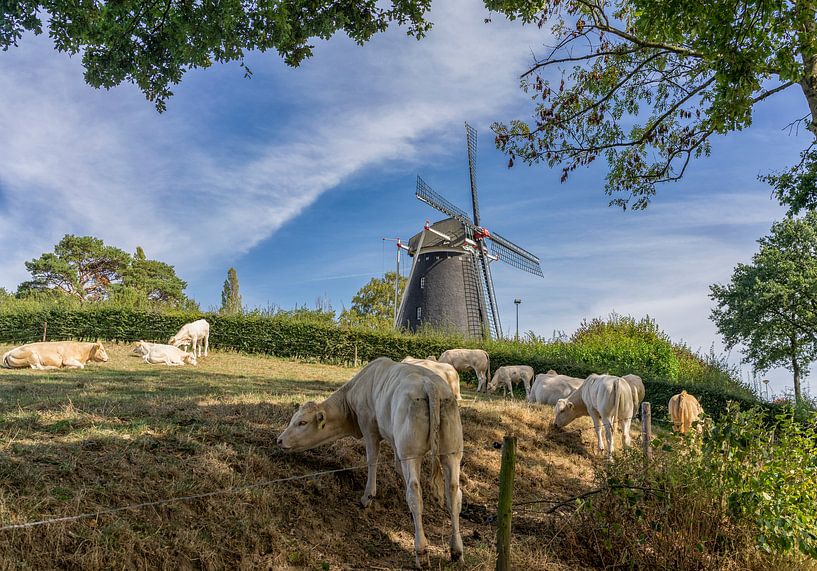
[{"xmin": 0, "ymin": 1, "xmax": 812, "ymax": 397}]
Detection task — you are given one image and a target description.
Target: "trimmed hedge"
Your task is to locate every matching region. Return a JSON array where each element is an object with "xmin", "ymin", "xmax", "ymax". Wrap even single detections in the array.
[{"xmin": 0, "ymin": 307, "xmax": 766, "ymax": 419}]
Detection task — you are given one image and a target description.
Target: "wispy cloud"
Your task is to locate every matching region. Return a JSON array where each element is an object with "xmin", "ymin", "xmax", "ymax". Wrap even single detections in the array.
[{"xmin": 0, "ymin": 1, "xmax": 544, "ymax": 290}]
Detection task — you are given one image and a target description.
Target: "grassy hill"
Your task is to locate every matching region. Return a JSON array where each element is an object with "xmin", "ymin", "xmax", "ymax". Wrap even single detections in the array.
[{"xmin": 0, "ymin": 345, "xmax": 808, "ymax": 569}]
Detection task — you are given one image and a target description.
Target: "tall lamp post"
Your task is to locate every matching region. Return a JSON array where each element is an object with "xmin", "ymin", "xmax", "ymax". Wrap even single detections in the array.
[
  {"xmin": 762, "ymin": 379, "xmax": 770, "ymax": 401},
  {"xmin": 513, "ymin": 299, "xmax": 522, "ymax": 341}
]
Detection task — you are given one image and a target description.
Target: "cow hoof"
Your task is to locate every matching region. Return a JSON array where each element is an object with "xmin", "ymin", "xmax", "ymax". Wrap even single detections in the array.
[
  {"xmin": 450, "ymin": 549, "xmax": 463, "ymax": 562},
  {"xmin": 359, "ymin": 495, "xmax": 374, "ymax": 508}
]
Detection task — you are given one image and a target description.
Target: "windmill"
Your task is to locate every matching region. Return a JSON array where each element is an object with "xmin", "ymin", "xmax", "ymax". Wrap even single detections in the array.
[{"xmin": 395, "ymin": 123, "xmax": 544, "ymax": 339}]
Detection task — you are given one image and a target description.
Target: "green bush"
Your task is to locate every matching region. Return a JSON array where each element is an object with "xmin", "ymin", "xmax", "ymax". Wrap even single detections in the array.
[{"xmin": 562, "ymin": 405, "xmax": 817, "ymax": 568}]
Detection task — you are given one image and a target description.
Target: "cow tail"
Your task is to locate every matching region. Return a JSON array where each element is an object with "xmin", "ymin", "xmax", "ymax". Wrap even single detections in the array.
[
  {"xmin": 425, "ymin": 379, "xmax": 445, "ymax": 505},
  {"xmin": 680, "ymin": 390, "xmax": 691, "ymax": 433},
  {"xmin": 612, "ymin": 377, "xmax": 622, "ymax": 433}
]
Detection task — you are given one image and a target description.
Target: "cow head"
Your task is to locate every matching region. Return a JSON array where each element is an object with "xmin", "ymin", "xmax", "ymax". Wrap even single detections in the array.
[
  {"xmin": 277, "ymin": 401, "xmax": 333, "ymax": 452},
  {"xmin": 553, "ymin": 398, "xmax": 578, "ymax": 428},
  {"xmin": 183, "ymin": 352, "xmax": 197, "ymax": 366},
  {"xmin": 91, "ymin": 342, "xmax": 110, "ymax": 363},
  {"xmin": 487, "ymin": 373, "xmax": 500, "ymax": 392},
  {"xmin": 132, "ymin": 341, "xmax": 150, "ymax": 356}
]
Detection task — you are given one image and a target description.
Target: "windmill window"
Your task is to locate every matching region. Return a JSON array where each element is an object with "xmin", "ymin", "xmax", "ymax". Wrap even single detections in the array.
[
  {"xmin": 420, "ymin": 277, "xmax": 426, "ymax": 289},
  {"xmin": 416, "ymin": 307, "xmax": 422, "ymax": 320}
]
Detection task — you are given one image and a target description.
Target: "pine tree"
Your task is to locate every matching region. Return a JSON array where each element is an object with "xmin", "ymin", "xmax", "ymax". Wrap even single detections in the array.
[{"xmin": 220, "ymin": 267, "xmax": 243, "ymax": 314}]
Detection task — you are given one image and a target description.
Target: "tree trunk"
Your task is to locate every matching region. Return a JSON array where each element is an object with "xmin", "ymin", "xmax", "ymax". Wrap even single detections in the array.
[
  {"xmin": 791, "ymin": 339, "xmax": 802, "ymax": 403},
  {"xmin": 800, "ymin": 11, "xmax": 817, "ymax": 135}
]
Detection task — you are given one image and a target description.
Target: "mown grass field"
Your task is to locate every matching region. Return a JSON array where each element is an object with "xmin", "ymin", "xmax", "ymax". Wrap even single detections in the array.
[{"xmin": 0, "ymin": 344, "xmax": 628, "ymax": 569}]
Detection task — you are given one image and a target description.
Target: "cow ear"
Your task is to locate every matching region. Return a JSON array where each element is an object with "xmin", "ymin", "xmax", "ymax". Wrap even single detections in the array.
[{"xmin": 316, "ymin": 410, "xmax": 326, "ymax": 430}]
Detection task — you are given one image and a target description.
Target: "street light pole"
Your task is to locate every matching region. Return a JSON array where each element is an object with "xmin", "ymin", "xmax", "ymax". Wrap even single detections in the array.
[
  {"xmin": 513, "ymin": 299, "xmax": 522, "ymax": 341},
  {"xmin": 763, "ymin": 379, "xmax": 770, "ymax": 401}
]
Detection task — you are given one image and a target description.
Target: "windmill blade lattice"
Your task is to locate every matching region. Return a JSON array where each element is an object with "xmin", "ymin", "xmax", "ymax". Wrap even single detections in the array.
[
  {"xmin": 465, "ymin": 122, "xmax": 481, "ymax": 226},
  {"xmin": 487, "ymin": 231, "xmax": 544, "ymax": 277},
  {"xmin": 416, "ymin": 176, "xmax": 475, "ymax": 227}
]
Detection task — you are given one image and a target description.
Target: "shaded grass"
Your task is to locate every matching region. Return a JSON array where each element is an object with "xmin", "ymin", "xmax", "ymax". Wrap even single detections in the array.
[{"xmin": 0, "ymin": 344, "xmax": 643, "ymax": 569}]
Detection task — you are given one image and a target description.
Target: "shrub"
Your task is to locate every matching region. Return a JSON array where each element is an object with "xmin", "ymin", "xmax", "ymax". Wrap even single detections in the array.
[{"xmin": 561, "ymin": 404, "xmax": 817, "ymax": 569}]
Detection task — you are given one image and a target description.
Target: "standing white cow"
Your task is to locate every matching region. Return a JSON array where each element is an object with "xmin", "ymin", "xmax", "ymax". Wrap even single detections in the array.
[
  {"xmin": 487, "ymin": 365, "xmax": 535, "ymax": 398},
  {"xmin": 527, "ymin": 370, "xmax": 585, "ymax": 405},
  {"xmin": 134, "ymin": 341, "xmax": 197, "ymax": 366},
  {"xmin": 623, "ymin": 373, "xmax": 645, "ymax": 416},
  {"xmin": 277, "ymin": 358, "xmax": 464, "ymax": 567},
  {"xmin": 436, "ymin": 349, "xmax": 490, "ymax": 393},
  {"xmin": 553, "ymin": 374, "xmax": 634, "ymax": 458},
  {"xmin": 168, "ymin": 319, "xmax": 210, "ymax": 357},
  {"xmin": 402, "ymin": 357, "xmax": 462, "ymax": 401},
  {"xmin": 669, "ymin": 390, "xmax": 704, "ymax": 434}
]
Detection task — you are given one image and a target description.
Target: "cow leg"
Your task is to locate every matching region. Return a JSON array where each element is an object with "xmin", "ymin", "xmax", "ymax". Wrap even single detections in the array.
[
  {"xmin": 360, "ymin": 433, "xmax": 380, "ymax": 507},
  {"xmin": 476, "ymin": 369, "xmax": 486, "ymax": 393},
  {"xmin": 204, "ymin": 334, "xmax": 209, "ymax": 357},
  {"xmin": 590, "ymin": 413, "xmax": 604, "ymax": 455},
  {"xmin": 62, "ymin": 358, "xmax": 85, "ymax": 369},
  {"xmin": 441, "ymin": 452, "xmax": 464, "ymax": 561},
  {"xmin": 602, "ymin": 417, "xmax": 614, "ymax": 458},
  {"xmin": 621, "ymin": 417, "xmax": 633, "ymax": 449},
  {"xmin": 506, "ymin": 380, "xmax": 514, "ymax": 398},
  {"xmin": 523, "ymin": 378, "xmax": 531, "ymax": 399},
  {"xmin": 401, "ymin": 457, "xmax": 428, "ymax": 568}
]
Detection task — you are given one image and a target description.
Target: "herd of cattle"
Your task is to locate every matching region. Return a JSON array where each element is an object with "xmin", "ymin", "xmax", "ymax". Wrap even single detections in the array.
[
  {"xmin": 279, "ymin": 348, "xmax": 706, "ymax": 567},
  {"xmin": 1, "ymin": 320, "xmax": 706, "ymax": 567}
]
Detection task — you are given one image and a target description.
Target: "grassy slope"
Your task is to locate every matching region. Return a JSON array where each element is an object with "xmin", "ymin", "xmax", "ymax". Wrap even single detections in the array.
[{"xmin": 0, "ymin": 345, "xmax": 621, "ymax": 570}]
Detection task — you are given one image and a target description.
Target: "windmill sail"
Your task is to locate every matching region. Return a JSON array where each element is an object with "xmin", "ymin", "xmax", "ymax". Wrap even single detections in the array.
[
  {"xmin": 465, "ymin": 122, "xmax": 481, "ymax": 226},
  {"xmin": 408, "ymin": 123, "xmax": 543, "ymax": 339}
]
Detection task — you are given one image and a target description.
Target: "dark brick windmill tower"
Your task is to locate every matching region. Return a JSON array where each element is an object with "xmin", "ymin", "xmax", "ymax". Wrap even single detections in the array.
[{"xmin": 395, "ymin": 123, "xmax": 543, "ymax": 339}]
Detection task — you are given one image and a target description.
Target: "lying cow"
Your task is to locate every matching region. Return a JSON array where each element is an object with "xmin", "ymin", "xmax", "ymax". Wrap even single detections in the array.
[
  {"xmin": 278, "ymin": 357, "xmax": 464, "ymax": 567},
  {"xmin": 134, "ymin": 341, "xmax": 197, "ymax": 366},
  {"xmin": 488, "ymin": 365, "xmax": 535, "ymax": 398},
  {"xmin": 169, "ymin": 319, "xmax": 210, "ymax": 357},
  {"xmin": 436, "ymin": 349, "xmax": 490, "ymax": 392},
  {"xmin": 527, "ymin": 370, "xmax": 584, "ymax": 405},
  {"xmin": 402, "ymin": 357, "xmax": 462, "ymax": 400},
  {"xmin": 2, "ymin": 341, "xmax": 109, "ymax": 370},
  {"xmin": 553, "ymin": 374, "xmax": 634, "ymax": 458},
  {"xmin": 669, "ymin": 390, "xmax": 704, "ymax": 434}
]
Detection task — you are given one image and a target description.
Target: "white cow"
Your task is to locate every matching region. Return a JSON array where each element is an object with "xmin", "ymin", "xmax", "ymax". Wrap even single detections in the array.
[
  {"xmin": 402, "ymin": 357, "xmax": 462, "ymax": 401},
  {"xmin": 553, "ymin": 374, "xmax": 634, "ymax": 458},
  {"xmin": 669, "ymin": 390, "xmax": 704, "ymax": 434},
  {"xmin": 623, "ymin": 373, "xmax": 645, "ymax": 416},
  {"xmin": 488, "ymin": 365, "xmax": 535, "ymax": 398},
  {"xmin": 436, "ymin": 349, "xmax": 490, "ymax": 392},
  {"xmin": 2, "ymin": 341, "xmax": 109, "ymax": 370},
  {"xmin": 168, "ymin": 319, "xmax": 210, "ymax": 357},
  {"xmin": 135, "ymin": 341, "xmax": 197, "ymax": 366},
  {"xmin": 527, "ymin": 370, "xmax": 585, "ymax": 405},
  {"xmin": 278, "ymin": 357, "xmax": 464, "ymax": 567}
]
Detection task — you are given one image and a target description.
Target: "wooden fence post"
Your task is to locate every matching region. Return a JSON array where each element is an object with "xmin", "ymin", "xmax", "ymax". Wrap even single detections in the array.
[
  {"xmin": 42, "ymin": 320, "xmax": 47, "ymax": 342},
  {"xmin": 353, "ymin": 343, "xmax": 359, "ymax": 367},
  {"xmin": 641, "ymin": 402, "xmax": 652, "ymax": 460},
  {"xmin": 495, "ymin": 434, "xmax": 517, "ymax": 571}
]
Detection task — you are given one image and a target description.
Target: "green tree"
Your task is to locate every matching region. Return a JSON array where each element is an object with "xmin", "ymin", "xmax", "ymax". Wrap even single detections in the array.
[
  {"xmin": 490, "ymin": 0, "xmax": 817, "ymax": 210},
  {"xmin": 19, "ymin": 235, "xmax": 130, "ymax": 301},
  {"xmin": 710, "ymin": 213, "xmax": 817, "ymax": 402},
  {"xmin": 340, "ymin": 272, "xmax": 407, "ymax": 329},
  {"xmin": 0, "ymin": 1, "xmax": 431, "ymax": 112},
  {"xmin": 220, "ymin": 267, "xmax": 243, "ymax": 314},
  {"xmin": 120, "ymin": 246, "xmax": 189, "ymax": 306}
]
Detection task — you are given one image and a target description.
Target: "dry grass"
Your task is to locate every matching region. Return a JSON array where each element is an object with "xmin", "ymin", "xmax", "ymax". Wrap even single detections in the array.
[{"xmin": 0, "ymin": 344, "xmax": 641, "ymax": 570}]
